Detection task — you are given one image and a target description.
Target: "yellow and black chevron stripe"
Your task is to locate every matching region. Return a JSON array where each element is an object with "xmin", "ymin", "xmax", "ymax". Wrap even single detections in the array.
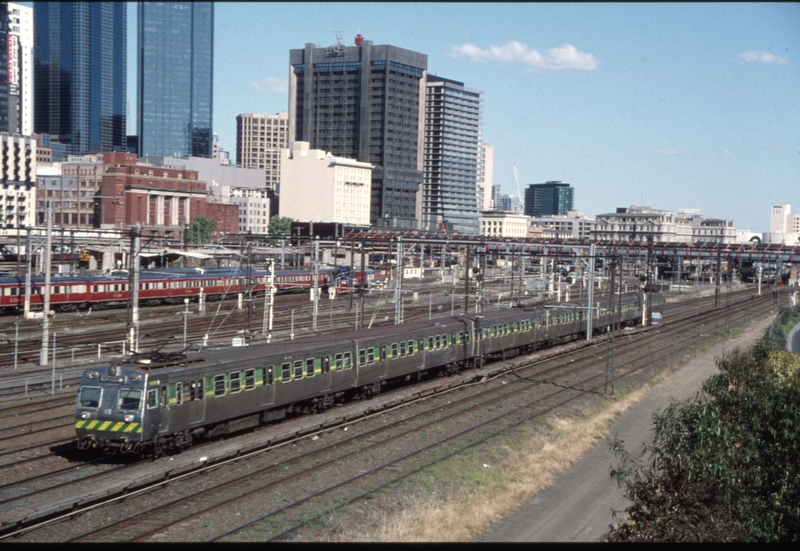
[{"xmin": 75, "ymin": 419, "xmax": 142, "ymax": 434}]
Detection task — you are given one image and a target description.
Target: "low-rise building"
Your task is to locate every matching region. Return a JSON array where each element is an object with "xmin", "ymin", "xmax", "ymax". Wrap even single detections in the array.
[
  {"xmin": 480, "ymin": 211, "xmax": 529, "ymax": 238},
  {"xmin": 528, "ymin": 210, "xmax": 593, "ymax": 240},
  {"xmin": 592, "ymin": 205, "xmax": 735, "ymax": 244},
  {"xmin": 279, "ymin": 142, "xmax": 372, "ymax": 226}
]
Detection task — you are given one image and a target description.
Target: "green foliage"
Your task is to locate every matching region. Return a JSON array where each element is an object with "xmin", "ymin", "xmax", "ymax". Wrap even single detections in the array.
[
  {"xmin": 185, "ymin": 216, "xmax": 217, "ymax": 245},
  {"xmin": 606, "ymin": 343, "xmax": 800, "ymax": 542},
  {"xmin": 268, "ymin": 215, "xmax": 292, "ymax": 237}
]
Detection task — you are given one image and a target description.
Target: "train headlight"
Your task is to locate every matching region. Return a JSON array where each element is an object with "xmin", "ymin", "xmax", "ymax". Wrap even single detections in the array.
[
  {"xmin": 87, "ymin": 372, "xmax": 97, "ymax": 379},
  {"xmin": 80, "ymin": 412, "xmax": 91, "ymax": 419},
  {"xmin": 124, "ymin": 414, "xmax": 134, "ymax": 423}
]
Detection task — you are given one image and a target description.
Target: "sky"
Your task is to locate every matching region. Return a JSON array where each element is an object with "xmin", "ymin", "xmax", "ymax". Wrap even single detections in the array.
[{"xmin": 122, "ymin": 2, "xmax": 799, "ymax": 233}]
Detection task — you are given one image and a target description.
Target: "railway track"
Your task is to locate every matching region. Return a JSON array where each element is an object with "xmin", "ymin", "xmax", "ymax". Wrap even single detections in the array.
[{"xmin": 0, "ymin": 288, "xmax": 776, "ymax": 541}]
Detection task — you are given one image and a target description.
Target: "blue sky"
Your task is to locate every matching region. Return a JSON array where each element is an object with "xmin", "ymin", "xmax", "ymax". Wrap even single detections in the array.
[{"xmin": 124, "ymin": 2, "xmax": 798, "ymax": 233}]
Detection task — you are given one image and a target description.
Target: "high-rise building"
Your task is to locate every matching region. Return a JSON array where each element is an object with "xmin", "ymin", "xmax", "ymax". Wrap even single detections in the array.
[
  {"xmin": 137, "ymin": 2, "xmax": 213, "ymax": 158},
  {"xmin": 524, "ymin": 181, "xmax": 574, "ymax": 217},
  {"xmin": 477, "ymin": 144, "xmax": 494, "ymax": 212},
  {"xmin": 33, "ymin": 2, "xmax": 126, "ymax": 157},
  {"xmin": 2, "ymin": 3, "xmax": 32, "ymax": 135},
  {"xmin": 236, "ymin": 112, "xmax": 288, "ymax": 192},
  {"xmin": 289, "ymin": 36, "xmax": 427, "ymax": 228},
  {"xmin": 422, "ymin": 76, "xmax": 482, "ymax": 234}
]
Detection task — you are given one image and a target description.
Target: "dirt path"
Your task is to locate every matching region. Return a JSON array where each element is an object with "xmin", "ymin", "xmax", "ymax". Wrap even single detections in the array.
[{"xmin": 473, "ymin": 313, "xmax": 777, "ymax": 542}]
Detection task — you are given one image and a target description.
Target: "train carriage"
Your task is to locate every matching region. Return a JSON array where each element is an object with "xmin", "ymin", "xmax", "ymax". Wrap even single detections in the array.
[
  {"xmin": 0, "ymin": 266, "xmax": 373, "ymax": 313},
  {"xmin": 75, "ymin": 292, "xmax": 661, "ymax": 456}
]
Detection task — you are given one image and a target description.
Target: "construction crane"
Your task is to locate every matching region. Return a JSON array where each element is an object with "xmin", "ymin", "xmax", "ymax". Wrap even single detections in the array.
[{"xmin": 513, "ymin": 163, "xmax": 524, "ymax": 213}]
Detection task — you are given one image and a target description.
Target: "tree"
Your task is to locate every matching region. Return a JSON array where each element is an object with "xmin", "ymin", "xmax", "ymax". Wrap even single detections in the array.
[
  {"xmin": 185, "ymin": 216, "xmax": 217, "ymax": 245},
  {"xmin": 606, "ymin": 344, "xmax": 800, "ymax": 542},
  {"xmin": 268, "ymin": 215, "xmax": 292, "ymax": 237}
]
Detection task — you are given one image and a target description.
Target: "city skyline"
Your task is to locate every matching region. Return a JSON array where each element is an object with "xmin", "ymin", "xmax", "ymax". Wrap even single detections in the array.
[{"xmin": 118, "ymin": 2, "xmax": 797, "ymax": 233}]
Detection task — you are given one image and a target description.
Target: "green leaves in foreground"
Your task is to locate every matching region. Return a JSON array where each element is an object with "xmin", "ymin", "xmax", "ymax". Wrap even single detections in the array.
[{"xmin": 606, "ymin": 347, "xmax": 800, "ymax": 542}]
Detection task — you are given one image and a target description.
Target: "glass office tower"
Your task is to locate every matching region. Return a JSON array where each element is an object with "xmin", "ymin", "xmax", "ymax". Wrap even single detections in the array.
[
  {"xmin": 137, "ymin": 2, "xmax": 213, "ymax": 158},
  {"xmin": 524, "ymin": 182, "xmax": 574, "ymax": 217},
  {"xmin": 33, "ymin": 2, "xmax": 127, "ymax": 157}
]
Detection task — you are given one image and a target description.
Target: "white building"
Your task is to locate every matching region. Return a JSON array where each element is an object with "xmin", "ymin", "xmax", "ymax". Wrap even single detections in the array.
[
  {"xmin": 0, "ymin": 133, "xmax": 36, "ymax": 234},
  {"xmin": 236, "ymin": 113, "xmax": 288, "ymax": 192},
  {"xmin": 766, "ymin": 204, "xmax": 800, "ymax": 244},
  {"xmin": 477, "ymin": 144, "xmax": 494, "ymax": 212},
  {"xmin": 529, "ymin": 210, "xmax": 594, "ymax": 240},
  {"xmin": 480, "ymin": 211, "xmax": 530, "ymax": 238},
  {"xmin": 6, "ymin": 3, "xmax": 33, "ymax": 135},
  {"xmin": 592, "ymin": 206, "xmax": 735, "ymax": 244},
  {"xmin": 279, "ymin": 142, "xmax": 372, "ymax": 226},
  {"xmin": 214, "ymin": 185, "xmax": 270, "ymax": 235}
]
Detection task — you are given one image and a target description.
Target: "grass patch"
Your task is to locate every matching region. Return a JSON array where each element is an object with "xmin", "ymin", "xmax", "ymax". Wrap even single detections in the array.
[{"xmin": 319, "ymin": 313, "xmax": 774, "ymax": 542}]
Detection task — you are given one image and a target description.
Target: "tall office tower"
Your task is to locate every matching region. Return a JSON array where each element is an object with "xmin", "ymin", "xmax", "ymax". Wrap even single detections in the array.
[
  {"xmin": 524, "ymin": 181, "xmax": 574, "ymax": 217},
  {"xmin": 422, "ymin": 76, "xmax": 482, "ymax": 233},
  {"xmin": 0, "ymin": 3, "xmax": 32, "ymax": 135},
  {"xmin": 289, "ymin": 36, "xmax": 427, "ymax": 228},
  {"xmin": 137, "ymin": 2, "xmax": 214, "ymax": 158},
  {"xmin": 236, "ymin": 112, "xmax": 288, "ymax": 192},
  {"xmin": 33, "ymin": 2, "xmax": 126, "ymax": 157}
]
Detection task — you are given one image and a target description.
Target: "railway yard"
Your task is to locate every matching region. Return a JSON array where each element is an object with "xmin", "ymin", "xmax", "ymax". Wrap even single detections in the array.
[{"xmin": 0, "ymin": 271, "xmax": 788, "ymax": 542}]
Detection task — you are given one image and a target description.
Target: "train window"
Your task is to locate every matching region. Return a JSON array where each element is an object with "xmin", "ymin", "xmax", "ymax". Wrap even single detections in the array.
[
  {"xmin": 174, "ymin": 382, "xmax": 183, "ymax": 405},
  {"xmin": 160, "ymin": 385, "xmax": 167, "ymax": 407},
  {"xmin": 434, "ymin": 336, "xmax": 440, "ymax": 349},
  {"xmin": 358, "ymin": 349, "xmax": 366, "ymax": 367},
  {"xmin": 399, "ymin": 341, "xmax": 406, "ymax": 356},
  {"xmin": 146, "ymin": 389, "xmax": 158, "ymax": 409},
  {"xmin": 245, "ymin": 369, "xmax": 256, "ymax": 390},
  {"xmin": 280, "ymin": 363, "xmax": 291, "ymax": 382},
  {"xmin": 78, "ymin": 386, "xmax": 101, "ymax": 408},
  {"xmin": 230, "ymin": 372, "xmax": 242, "ymax": 393},
  {"xmin": 53, "ymin": 286, "xmax": 60, "ymax": 294},
  {"xmin": 408, "ymin": 340, "xmax": 415, "ymax": 355},
  {"xmin": 213, "ymin": 374, "xmax": 226, "ymax": 396},
  {"xmin": 293, "ymin": 360, "xmax": 304, "ymax": 380},
  {"xmin": 264, "ymin": 366, "xmax": 274, "ymax": 385},
  {"xmin": 305, "ymin": 359, "xmax": 314, "ymax": 377},
  {"xmin": 367, "ymin": 347, "xmax": 376, "ymax": 364},
  {"xmin": 390, "ymin": 343, "xmax": 398, "ymax": 358},
  {"xmin": 425, "ymin": 337, "xmax": 432, "ymax": 350},
  {"xmin": 118, "ymin": 389, "xmax": 142, "ymax": 411},
  {"xmin": 343, "ymin": 352, "xmax": 352, "ymax": 369},
  {"xmin": 335, "ymin": 353, "xmax": 344, "ymax": 370}
]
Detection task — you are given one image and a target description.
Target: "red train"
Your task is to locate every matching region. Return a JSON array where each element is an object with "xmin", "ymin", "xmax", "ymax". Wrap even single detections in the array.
[{"xmin": 0, "ymin": 266, "xmax": 374, "ymax": 313}]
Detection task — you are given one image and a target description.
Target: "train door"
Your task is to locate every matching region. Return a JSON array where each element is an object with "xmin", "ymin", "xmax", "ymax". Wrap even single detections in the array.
[
  {"xmin": 186, "ymin": 377, "xmax": 206, "ymax": 426},
  {"xmin": 157, "ymin": 383, "xmax": 170, "ymax": 434},
  {"xmin": 321, "ymin": 356, "xmax": 332, "ymax": 391},
  {"xmin": 378, "ymin": 345, "xmax": 388, "ymax": 378},
  {"xmin": 261, "ymin": 365, "xmax": 276, "ymax": 406}
]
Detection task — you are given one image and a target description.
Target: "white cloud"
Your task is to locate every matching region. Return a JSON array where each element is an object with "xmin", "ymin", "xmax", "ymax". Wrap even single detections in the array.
[
  {"xmin": 655, "ymin": 149, "xmax": 679, "ymax": 156},
  {"xmin": 250, "ymin": 77, "xmax": 289, "ymax": 95},
  {"xmin": 448, "ymin": 41, "xmax": 598, "ymax": 70},
  {"xmin": 739, "ymin": 50, "xmax": 789, "ymax": 65}
]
